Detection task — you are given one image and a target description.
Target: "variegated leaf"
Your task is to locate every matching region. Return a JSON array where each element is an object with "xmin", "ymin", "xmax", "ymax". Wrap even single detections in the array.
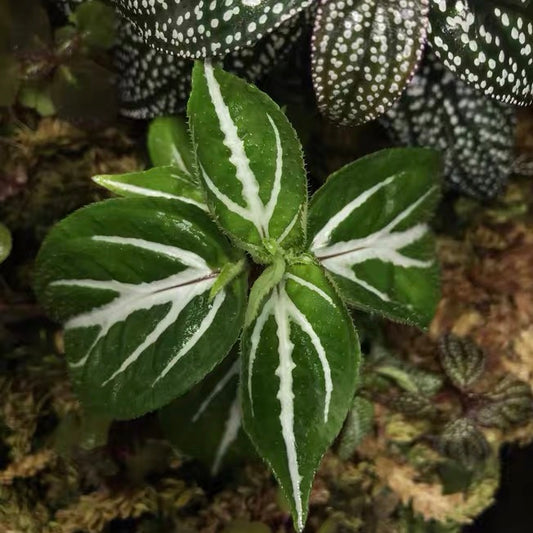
[
  {"xmin": 188, "ymin": 62, "xmax": 307, "ymax": 260},
  {"xmin": 34, "ymin": 198, "xmax": 247, "ymax": 419},
  {"xmin": 160, "ymin": 354, "xmax": 254, "ymax": 475},
  {"xmin": 93, "ymin": 166, "xmax": 208, "ymax": 212},
  {"xmin": 428, "ymin": 0, "xmax": 533, "ymax": 105},
  {"xmin": 241, "ymin": 263, "xmax": 359, "ymax": 531},
  {"xmin": 311, "ymin": 0, "xmax": 429, "ymax": 125},
  {"xmin": 112, "ymin": 0, "xmax": 313, "ymax": 59},
  {"xmin": 147, "ymin": 116, "xmax": 196, "ymax": 176},
  {"xmin": 308, "ymin": 148, "xmax": 441, "ymax": 328}
]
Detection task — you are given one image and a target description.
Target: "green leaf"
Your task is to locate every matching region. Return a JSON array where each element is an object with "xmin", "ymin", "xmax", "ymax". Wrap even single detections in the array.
[
  {"xmin": 188, "ymin": 62, "xmax": 307, "ymax": 260},
  {"xmin": 0, "ymin": 223, "xmax": 12, "ymax": 264},
  {"xmin": 428, "ymin": 0, "xmax": 533, "ymax": 106},
  {"xmin": 73, "ymin": 0, "xmax": 116, "ymax": 51},
  {"xmin": 308, "ymin": 148, "xmax": 441, "ymax": 328},
  {"xmin": 381, "ymin": 52, "xmax": 516, "ymax": 200},
  {"xmin": 337, "ymin": 396, "xmax": 374, "ymax": 460},
  {"xmin": 18, "ymin": 83, "xmax": 55, "ymax": 116},
  {"xmin": 159, "ymin": 353, "xmax": 254, "ymax": 475},
  {"xmin": 111, "ymin": 0, "xmax": 313, "ymax": 58},
  {"xmin": 439, "ymin": 334, "xmax": 485, "ymax": 390},
  {"xmin": 241, "ymin": 262, "xmax": 359, "ymax": 531},
  {"xmin": 311, "ymin": 0, "xmax": 429, "ymax": 125},
  {"xmin": 34, "ymin": 197, "xmax": 247, "ymax": 419},
  {"xmin": 92, "ymin": 166, "xmax": 207, "ymax": 212},
  {"xmin": 147, "ymin": 116, "xmax": 196, "ymax": 177}
]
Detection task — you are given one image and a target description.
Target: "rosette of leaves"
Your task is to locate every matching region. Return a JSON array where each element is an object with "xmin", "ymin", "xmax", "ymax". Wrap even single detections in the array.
[
  {"xmin": 110, "ymin": 0, "xmax": 532, "ymax": 125},
  {"xmin": 34, "ymin": 62, "xmax": 441, "ymax": 530},
  {"xmin": 381, "ymin": 52, "xmax": 516, "ymax": 199},
  {"xmin": 1, "ymin": 0, "xmax": 118, "ymax": 125}
]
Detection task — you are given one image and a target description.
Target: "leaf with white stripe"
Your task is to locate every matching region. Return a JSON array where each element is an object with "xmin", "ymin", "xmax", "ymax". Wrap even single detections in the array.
[
  {"xmin": 92, "ymin": 166, "xmax": 208, "ymax": 212},
  {"xmin": 241, "ymin": 263, "xmax": 359, "ymax": 531},
  {"xmin": 159, "ymin": 354, "xmax": 254, "ymax": 475},
  {"xmin": 147, "ymin": 116, "xmax": 196, "ymax": 177},
  {"xmin": 308, "ymin": 148, "xmax": 441, "ymax": 328},
  {"xmin": 188, "ymin": 62, "xmax": 307, "ymax": 261},
  {"xmin": 34, "ymin": 197, "xmax": 247, "ymax": 419}
]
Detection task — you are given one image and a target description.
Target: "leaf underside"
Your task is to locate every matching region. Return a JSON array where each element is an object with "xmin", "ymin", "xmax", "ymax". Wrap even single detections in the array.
[
  {"xmin": 241, "ymin": 263, "xmax": 359, "ymax": 531},
  {"xmin": 428, "ymin": 0, "xmax": 533, "ymax": 105},
  {"xmin": 311, "ymin": 0, "xmax": 429, "ymax": 125},
  {"xmin": 188, "ymin": 61, "xmax": 307, "ymax": 260},
  {"xmin": 381, "ymin": 52, "xmax": 516, "ymax": 199},
  {"xmin": 112, "ymin": 0, "xmax": 313, "ymax": 58},
  {"xmin": 308, "ymin": 148, "xmax": 441, "ymax": 328},
  {"xmin": 34, "ymin": 197, "xmax": 246, "ymax": 419}
]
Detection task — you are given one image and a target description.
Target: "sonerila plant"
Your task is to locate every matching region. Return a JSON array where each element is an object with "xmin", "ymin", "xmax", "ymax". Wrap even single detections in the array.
[
  {"xmin": 34, "ymin": 62, "xmax": 441, "ymax": 530},
  {"xmin": 105, "ymin": 0, "xmax": 532, "ymax": 123}
]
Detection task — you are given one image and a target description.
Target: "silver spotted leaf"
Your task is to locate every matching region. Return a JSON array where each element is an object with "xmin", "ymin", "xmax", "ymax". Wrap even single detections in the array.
[
  {"xmin": 241, "ymin": 262, "xmax": 360, "ymax": 531},
  {"xmin": 428, "ymin": 0, "xmax": 533, "ymax": 106},
  {"xmin": 381, "ymin": 52, "xmax": 516, "ymax": 199},
  {"xmin": 439, "ymin": 334, "xmax": 485, "ymax": 390},
  {"xmin": 308, "ymin": 148, "xmax": 441, "ymax": 328},
  {"xmin": 159, "ymin": 354, "xmax": 255, "ymax": 475},
  {"xmin": 34, "ymin": 197, "xmax": 247, "ymax": 419},
  {"xmin": 476, "ymin": 375, "xmax": 533, "ymax": 429},
  {"xmin": 439, "ymin": 418, "xmax": 490, "ymax": 470},
  {"xmin": 116, "ymin": 11, "xmax": 309, "ymax": 119},
  {"xmin": 311, "ymin": 0, "xmax": 429, "ymax": 125},
  {"xmin": 112, "ymin": 0, "xmax": 313, "ymax": 59}
]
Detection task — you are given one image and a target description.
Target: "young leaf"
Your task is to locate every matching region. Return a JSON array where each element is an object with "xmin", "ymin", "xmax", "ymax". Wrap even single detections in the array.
[
  {"xmin": 308, "ymin": 148, "xmax": 441, "ymax": 328},
  {"xmin": 241, "ymin": 263, "xmax": 359, "ymax": 531},
  {"xmin": 93, "ymin": 166, "xmax": 208, "ymax": 212},
  {"xmin": 112, "ymin": 0, "xmax": 313, "ymax": 58},
  {"xmin": 34, "ymin": 197, "xmax": 247, "ymax": 419},
  {"xmin": 188, "ymin": 62, "xmax": 307, "ymax": 260},
  {"xmin": 428, "ymin": 0, "xmax": 533, "ymax": 106},
  {"xmin": 159, "ymin": 354, "xmax": 254, "ymax": 475},
  {"xmin": 312, "ymin": 0, "xmax": 429, "ymax": 125},
  {"xmin": 147, "ymin": 116, "xmax": 196, "ymax": 177},
  {"xmin": 381, "ymin": 52, "xmax": 516, "ymax": 199}
]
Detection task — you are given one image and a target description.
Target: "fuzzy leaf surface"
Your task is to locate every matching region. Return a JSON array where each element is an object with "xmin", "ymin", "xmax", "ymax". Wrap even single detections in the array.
[
  {"xmin": 160, "ymin": 354, "xmax": 253, "ymax": 475},
  {"xmin": 308, "ymin": 148, "xmax": 441, "ymax": 328},
  {"xmin": 241, "ymin": 263, "xmax": 359, "ymax": 530},
  {"xmin": 188, "ymin": 62, "xmax": 306, "ymax": 260},
  {"xmin": 93, "ymin": 166, "xmax": 207, "ymax": 212},
  {"xmin": 112, "ymin": 0, "xmax": 313, "ymax": 59},
  {"xmin": 428, "ymin": 0, "xmax": 533, "ymax": 105},
  {"xmin": 312, "ymin": 0, "xmax": 429, "ymax": 125},
  {"xmin": 34, "ymin": 197, "xmax": 246, "ymax": 419}
]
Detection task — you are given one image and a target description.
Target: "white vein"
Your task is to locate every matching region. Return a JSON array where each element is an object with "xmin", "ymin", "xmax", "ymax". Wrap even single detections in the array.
[
  {"xmin": 51, "ymin": 237, "xmax": 221, "ymax": 382},
  {"xmin": 312, "ymin": 182, "xmax": 438, "ymax": 303},
  {"xmin": 285, "ymin": 273, "xmax": 335, "ymax": 307},
  {"xmin": 96, "ymin": 179, "xmax": 208, "ymax": 211},
  {"xmin": 170, "ymin": 145, "xmax": 190, "ymax": 176},
  {"xmin": 193, "ymin": 359, "xmax": 240, "ymax": 423},
  {"xmin": 152, "ymin": 290, "xmax": 226, "ymax": 386},
  {"xmin": 211, "ymin": 396, "xmax": 242, "ymax": 476},
  {"xmin": 202, "ymin": 62, "xmax": 296, "ymax": 241},
  {"xmin": 273, "ymin": 285, "xmax": 303, "ymax": 531}
]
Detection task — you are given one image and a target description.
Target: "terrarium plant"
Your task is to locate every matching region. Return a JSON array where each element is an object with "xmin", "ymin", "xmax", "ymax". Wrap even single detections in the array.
[
  {"xmin": 34, "ymin": 63, "xmax": 441, "ymax": 530},
  {"xmin": 107, "ymin": 0, "xmax": 533, "ymax": 124}
]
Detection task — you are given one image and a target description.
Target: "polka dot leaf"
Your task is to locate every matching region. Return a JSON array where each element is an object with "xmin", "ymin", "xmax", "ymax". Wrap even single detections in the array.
[
  {"xmin": 381, "ymin": 52, "xmax": 516, "ymax": 199},
  {"xmin": 428, "ymin": 0, "xmax": 533, "ymax": 105},
  {"xmin": 311, "ymin": 0, "xmax": 429, "ymax": 125},
  {"xmin": 112, "ymin": 0, "xmax": 313, "ymax": 59}
]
